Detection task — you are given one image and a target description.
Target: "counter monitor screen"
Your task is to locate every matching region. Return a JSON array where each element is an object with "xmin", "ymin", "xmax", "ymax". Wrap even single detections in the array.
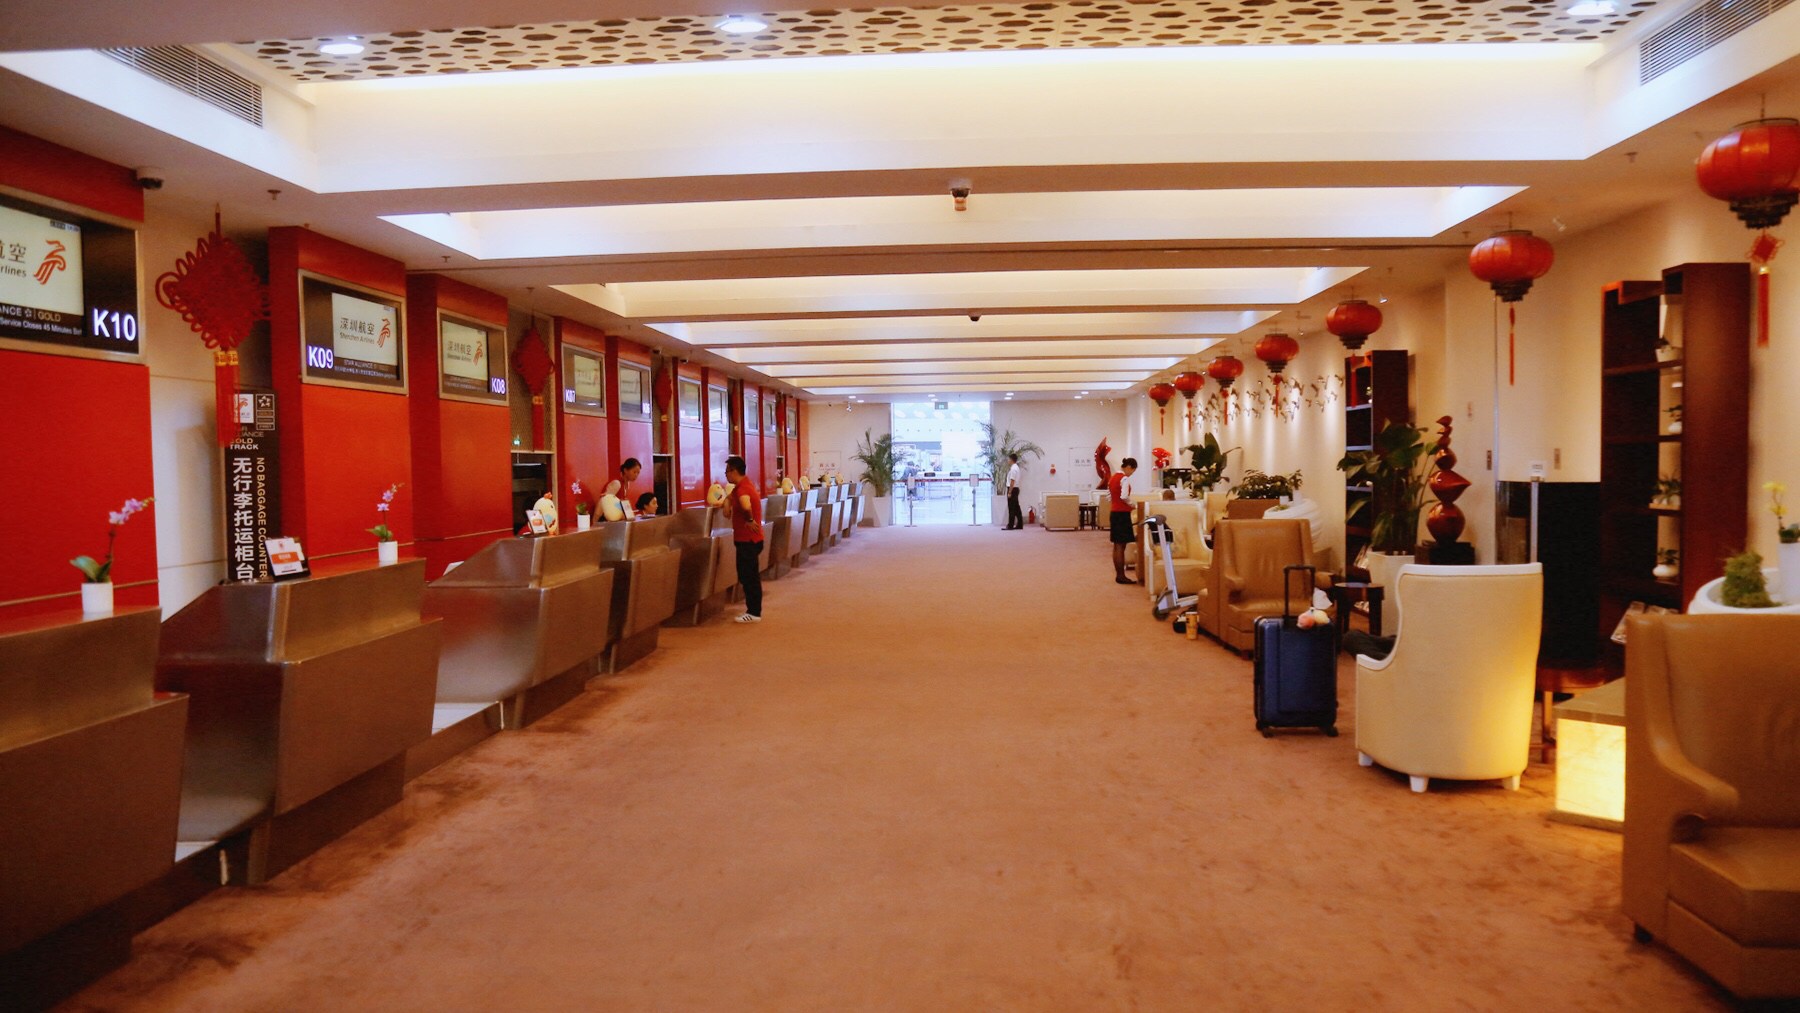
[
  {"xmin": 561, "ymin": 344, "xmax": 606, "ymax": 417},
  {"xmin": 439, "ymin": 315, "xmax": 507, "ymax": 403},
  {"xmin": 0, "ymin": 196, "xmax": 140, "ymax": 358},
  {"xmin": 301, "ymin": 277, "xmax": 405, "ymax": 390}
]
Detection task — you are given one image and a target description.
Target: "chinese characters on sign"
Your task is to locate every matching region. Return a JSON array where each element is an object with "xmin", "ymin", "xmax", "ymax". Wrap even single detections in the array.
[{"xmin": 224, "ymin": 392, "xmax": 281, "ymax": 581}]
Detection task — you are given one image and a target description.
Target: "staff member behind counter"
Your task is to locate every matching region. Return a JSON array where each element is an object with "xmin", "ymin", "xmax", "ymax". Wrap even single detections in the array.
[{"xmin": 1108, "ymin": 457, "xmax": 1138, "ymax": 585}]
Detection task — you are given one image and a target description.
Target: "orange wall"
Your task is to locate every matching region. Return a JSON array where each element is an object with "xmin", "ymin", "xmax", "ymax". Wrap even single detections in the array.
[
  {"xmin": 406, "ymin": 274, "xmax": 512, "ymax": 577},
  {"xmin": 556, "ymin": 317, "xmax": 611, "ymax": 520},
  {"xmin": 268, "ymin": 227, "xmax": 414, "ymax": 560}
]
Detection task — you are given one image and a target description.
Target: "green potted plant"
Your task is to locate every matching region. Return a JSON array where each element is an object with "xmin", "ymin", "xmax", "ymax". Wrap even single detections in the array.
[
  {"xmin": 980, "ymin": 422, "xmax": 1045, "ymax": 528},
  {"xmin": 1653, "ymin": 547, "xmax": 1679, "ymax": 581},
  {"xmin": 1652, "ymin": 474, "xmax": 1681, "ymax": 509},
  {"xmin": 1720, "ymin": 550, "xmax": 1775, "ymax": 608},
  {"xmin": 1230, "ymin": 469, "xmax": 1303, "ymax": 513},
  {"xmin": 1184, "ymin": 434, "xmax": 1239, "ymax": 498},
  {"xmin": 71, "ymin": 495, "xmax": 154, "ymax": 614},
  {"xmin": 852, "ymin": 428, "xmax": 898, "ymax": 527},
  {"xmin": 1338, "ymin": 420, "xmax": 1433, "ymax": 627}
]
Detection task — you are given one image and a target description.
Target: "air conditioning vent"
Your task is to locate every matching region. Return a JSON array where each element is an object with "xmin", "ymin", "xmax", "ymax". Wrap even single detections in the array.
[
  {"xmin": 102, "ymin": 46, "xmax": 263, "ymax": 127},
  {"xmin": 1640, "ymin": 0, "xmax": 1795, "ymax": 84}
]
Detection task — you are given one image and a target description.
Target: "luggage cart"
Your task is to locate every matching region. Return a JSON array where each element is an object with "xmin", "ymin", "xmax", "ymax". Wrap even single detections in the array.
[{"xmin": 1144, "ymin": 514, "xmax": 1198, "ymax": 624}]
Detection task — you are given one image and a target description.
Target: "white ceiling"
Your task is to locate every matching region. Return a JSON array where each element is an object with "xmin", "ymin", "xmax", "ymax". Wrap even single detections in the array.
[{"xmin": 3, "ymin": 0, "xmax": 1799, "ymax": 402}]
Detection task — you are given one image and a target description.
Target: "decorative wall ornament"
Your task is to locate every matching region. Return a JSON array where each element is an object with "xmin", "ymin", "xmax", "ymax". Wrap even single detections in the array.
[
  {"xmin": 1254, "ymin": 332, "xmax": 1300, "ymax": 394},
  {"xmin": 511, "ymin": 324, "xmax": 555, "ymax": 449},
  {"xmin": 1469, "ymin": 229, "xmax": 1554, "ymax": 385},
  {"xmin": 1148, "ymin": 381, "xmax": 1177, "ymax": 434},
  {"xmin": 154, "ymin": 213, "xmax": 270, "ymax": 447},
  {"xmin": 1425, "ymin": 415, "xmax": 1473, "ymax": 549},
  {"xmin": 1173, "ymin": 370, "xmax": 1205, "ymax": 428},
  {"xmin": 1095, "ymin": 436, "xmax": 1113, "ymax": 490}
]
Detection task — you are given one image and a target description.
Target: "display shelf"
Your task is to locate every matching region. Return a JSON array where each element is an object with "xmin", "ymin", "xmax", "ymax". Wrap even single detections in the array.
[
  {"xmin": 1342, "ymin": 350, "xmax": 1409, "ymax": 577},
  {"xmin": 1602, "ymin": 435, "xmax": 1682, "ymax": 446},
  {"xmin": 1601, "ymin": 359, "xmax": 1684, "ymax": 376}
]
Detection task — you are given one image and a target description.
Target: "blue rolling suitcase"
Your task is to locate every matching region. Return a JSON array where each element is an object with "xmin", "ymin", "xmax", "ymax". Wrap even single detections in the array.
[{"xmin": 1252, "ymin": 565, "xmax": 1338, "ymax": 738}]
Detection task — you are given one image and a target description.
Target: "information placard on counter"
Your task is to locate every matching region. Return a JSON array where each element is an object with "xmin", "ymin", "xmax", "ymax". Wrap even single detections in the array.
[{"xmin": 224, "ymin": 391, "xmax": 281, "ymax": 581}]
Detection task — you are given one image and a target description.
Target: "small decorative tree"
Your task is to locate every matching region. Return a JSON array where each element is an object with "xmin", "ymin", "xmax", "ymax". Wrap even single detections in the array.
[
  {"xmin": 1338, "ymin": 420, "xmax": 1433, "ymax": 553},
  {"xmin": 980, "ymin": 421, "xmax": 1045, "ymax": 485},
  {"xmin": 851, "ymin": 429, "xmax": 897, "ymax": 497},
  {"xmin": 1184, "ymin": 434, "xmax": 1239, "ymax": 497}
]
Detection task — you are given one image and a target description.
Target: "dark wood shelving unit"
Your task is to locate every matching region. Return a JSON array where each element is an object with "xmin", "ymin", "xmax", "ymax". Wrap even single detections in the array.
[
  {"xmin": 1598, "ymin": 264, "xmax": 1749, "ymax": 666},
  {"xmin": 1343, "ymin": 350, "xmax": 1410, "ymax": 577}
]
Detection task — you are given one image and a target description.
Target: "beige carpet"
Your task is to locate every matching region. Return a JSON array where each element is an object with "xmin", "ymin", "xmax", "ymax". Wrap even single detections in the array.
[{"xmin": 63, "ymin": 524, "xmax": 1731, "ymax": 1011}]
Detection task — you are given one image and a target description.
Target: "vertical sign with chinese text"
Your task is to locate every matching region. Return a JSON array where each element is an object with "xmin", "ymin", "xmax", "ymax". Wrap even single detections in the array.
[{"xmin": 224, "ymin": 391, "xmax": 281, "ymax": 581}]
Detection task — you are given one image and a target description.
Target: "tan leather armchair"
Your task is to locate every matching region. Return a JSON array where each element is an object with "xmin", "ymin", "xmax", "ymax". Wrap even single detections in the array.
[
  {"xmin": 1205, "ymin": 519, "xmax": 1316, "ymax": 654},
  {"xmin": 1041, "ymin": 493, "xmax": 1081, "ymax": 530},
  {"xmin": 1354, "ymin": 564, "xmax": 1542, "ymax": 793},
  {"xmin": 1142, "ymin": 501, "xmax": 1210, "ymax": 601},
  {"xmin": 1622, "ymin": 613, "xmax": 1800, "ymax": 999}
]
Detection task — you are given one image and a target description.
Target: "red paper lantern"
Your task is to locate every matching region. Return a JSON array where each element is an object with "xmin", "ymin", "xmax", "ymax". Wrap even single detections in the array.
[
  {"xmin": 1172, "ymin": 371, "xmax": 1205, "ymax": 428},
  {"xmin": 1325, "ymin": 299, "xmax": 1383, "ymax": 352},
  {"xmin": 1254, "ymin": 332, "xmax": 1300, "ymax": 377},
  {"xmin": 1204, "ymin": 355, "xmax": 1244, "ymax": 390},
  {"xmin": 1147, "ymin": 381, "xmax": 1177, "ymax": 433},
  {"xmin": 1469, "ymin": 229, "xmax": 1554, "ymax": 302},
  {"xmin": 1697, "ymin": 118, "xmax": 1800, "ymax": 229}
]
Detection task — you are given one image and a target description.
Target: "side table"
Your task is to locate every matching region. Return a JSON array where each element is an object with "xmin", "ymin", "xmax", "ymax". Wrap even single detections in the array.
[
  {"xmin": 1077, "ymin": 503, "xmax": 1098, "ymax": 530},
  {"xmin": 1328, "ymin": 580, "xmax": 1385, "ymax": 643}
]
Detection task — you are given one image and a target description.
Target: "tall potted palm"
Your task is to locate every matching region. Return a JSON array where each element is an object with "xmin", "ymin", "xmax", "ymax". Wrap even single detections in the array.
[
  {"xmin": 1338, "ymin": 419, "xmax": 1433, "ymax": 628},
  {"xmin": 981, "ymin": 421, "xmax": 1045, "ymax": 527},
  {"xmin": 852, "ymin": 428, "xmax": 897, "ymax": 527}
]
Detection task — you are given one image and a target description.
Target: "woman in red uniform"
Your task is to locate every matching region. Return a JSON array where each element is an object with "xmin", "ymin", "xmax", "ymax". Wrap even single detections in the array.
[{"xmin": 1108, "ymin": 457, "xmax": 1138, "ymax": 584}]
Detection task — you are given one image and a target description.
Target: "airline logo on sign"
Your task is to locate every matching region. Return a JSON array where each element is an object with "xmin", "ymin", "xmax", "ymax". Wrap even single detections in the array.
[
  {"xmin": 330, "ymin": 292, "xmax": 399, "ymax": 368},
  {"xmin": 0, "ymin": 204, "xmax": 84, "ymax": 318},
  {"xmin": 440, "ymin": 319, "xmax": 490, "ymax": 383},
  {"xmin": 573, "ymin": 354, "xmax": 603, "ymax": 401}
]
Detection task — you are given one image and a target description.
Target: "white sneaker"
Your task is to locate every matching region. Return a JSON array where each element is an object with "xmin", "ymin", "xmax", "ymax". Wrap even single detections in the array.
[{"xmin": 734, "ymin": 613, "xmax": 762, "ymax": 624}]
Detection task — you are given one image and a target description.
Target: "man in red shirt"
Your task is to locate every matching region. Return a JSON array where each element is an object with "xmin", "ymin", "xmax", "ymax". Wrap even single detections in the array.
[
  {"xmin": 1109, "ymin": 457, "xmax": 1138, "ymax": 585},
  {"xmin": 724, "ymin": 455, "xmax": 764, "ymax": 624}
]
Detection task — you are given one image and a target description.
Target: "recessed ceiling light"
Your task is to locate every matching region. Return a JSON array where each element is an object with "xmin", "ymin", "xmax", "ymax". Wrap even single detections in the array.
[
  {"xmin": 715, "ymin": 14, "xmax": 769, "ymax": 34},
  {"xmin": 1074, "ymin": 395, "xmax": 1083, "ymax": 399},
  {"xmin": 1566, "ymin": 0, "xmax": 1615, "ymax": 14},
  {"xmin": 319, "ymin": 37, "xmax": 365, "ymax": 56}
]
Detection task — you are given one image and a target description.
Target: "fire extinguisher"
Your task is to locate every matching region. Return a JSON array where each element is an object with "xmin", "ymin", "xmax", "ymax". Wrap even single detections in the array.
[{"xmin": 1028, "ymin": 507, "xmax": 1037, "ymax": 525}]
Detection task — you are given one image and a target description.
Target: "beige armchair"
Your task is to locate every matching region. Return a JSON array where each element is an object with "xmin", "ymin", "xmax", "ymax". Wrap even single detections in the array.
[
  {"xmin": 1041, "ymin": 493, "xmax": 1081, "ymax": 531},
  {"xmin": 1622, "ymin": 614, "xmax": 1800, "ymax": 999},
  {"xmin": 1354, "ymin": 564, "xmax": 1543, "ymax": 793},
  {"xmin": 1141, "ymin": 501, "xmax": 1210, "ymax": 602},
  {"xmin": 1203, "ymin": 519, "xmax": 1317, "ymax": 654}
]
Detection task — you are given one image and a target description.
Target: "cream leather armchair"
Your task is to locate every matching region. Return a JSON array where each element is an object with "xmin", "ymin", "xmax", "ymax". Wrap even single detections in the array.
[
  {"xmin": 1622, "ymin": 614, "xmax": 1800, "ymax": 999},
  {"xmin": 1354, "ymin": 563, "xmax": 1543, "ymax": 793},
  {"xmin": 1041, "ymin": 493, "xmax": 1081, "ymax": 531},
  {"xmin": 1204, "ymin": 519, "xmax": 1317, "ymax": 654},
  {"xmin": 1141, "ymin": 501, "xmax": 1210, "ymax": 601}
]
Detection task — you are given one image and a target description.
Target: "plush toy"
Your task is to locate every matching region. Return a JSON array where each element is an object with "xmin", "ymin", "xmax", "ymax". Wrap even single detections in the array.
[
  {"xmin": 599, "ymin": 494, "xmax": 626, "ymax": 522},
  {"xmin": 531, "ymin": 494, "xmax": 559, "ymax": 535},
  {"xmin": 779, "ymin": 477, "xmax": 795, "ymax": 494},
  {"xmin": 1295, "ymin": 607, "xmax": 1333, "ymax": 629},
  {"xmin": 707, "ymin": 483, "xmax": 728, "ymax": 506}
]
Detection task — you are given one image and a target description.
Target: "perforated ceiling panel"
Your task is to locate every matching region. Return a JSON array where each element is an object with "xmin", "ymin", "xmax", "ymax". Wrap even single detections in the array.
[{"xmin": 246, "ymin": 0, "xmax": 1656, "ymax": 81}]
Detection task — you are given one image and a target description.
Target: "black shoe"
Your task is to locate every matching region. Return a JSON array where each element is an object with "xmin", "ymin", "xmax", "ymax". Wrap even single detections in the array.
[{"xmin": 1115, "ymin": 576, "xmax": 1133, "ymax": 585}]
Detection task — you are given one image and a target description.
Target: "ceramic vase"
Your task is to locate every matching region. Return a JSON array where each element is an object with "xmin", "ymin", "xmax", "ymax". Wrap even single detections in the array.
[
  {"xmin": 1652, "ymin": 562, "xmax": 1677, "ymax": 581},
  {"xmin": 1781, "ymin": 541, "xmax": 1800, "ymax": 605},
  {"xmin": 80, "ymin": 581, "xmax": 114, "ymax": 615},
  {"xmin": 576, "ymin": 513, "xmax": 591, "ymax": 531},
  {"xmin": 377, "ymin": 539, "xmax": 399, "ymax": 565}
]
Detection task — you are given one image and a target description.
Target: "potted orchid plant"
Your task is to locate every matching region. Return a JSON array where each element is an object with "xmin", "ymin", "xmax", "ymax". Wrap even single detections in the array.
[
  {"xmin": 571, "ymin": 479, "xmax": 593, "ymax": 530},
  {"xmin": 71, "ymin": 496, "xmax": 154, "ymax": 614},
  {"xmin": 1767, "ymin": 481, "xmax": 1800, "ymax": 603},
  {"xmin": 368, "ymin": 483, "xmax": 403, "ymax": 564}
]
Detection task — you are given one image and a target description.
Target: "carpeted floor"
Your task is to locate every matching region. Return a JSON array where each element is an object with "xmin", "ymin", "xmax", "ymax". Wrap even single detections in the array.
[{"xmin": 62, "ymin": 525, "xmax": 1731, "ymax": 1011}]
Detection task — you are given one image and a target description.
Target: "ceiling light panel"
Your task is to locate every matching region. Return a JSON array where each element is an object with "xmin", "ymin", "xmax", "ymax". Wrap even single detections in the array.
[
  {"xmin": 560, "ymin": 267, "xmax": 1364, "ymax": 320},
  {"xmin": 659, "ymin": 311, "xmax": 1273, "ymax": 347},
  {"xmin": 795, "ymin": 371, "xmax": 1154, "ymax": 389},
  {"xmin": 809, "ymin": 382, "xmax": 1133, "ymax": 396},
  {"xmin": 717, "ymin": 338, "xmax": 1223, "ymax": 365},
  {"xmin": 382, "ymin": 187, "xmax": 1519, "ymax": 261},
  {"xmin": 759, "ymin": 357, "xmax": 1182, "ymax": 378}
]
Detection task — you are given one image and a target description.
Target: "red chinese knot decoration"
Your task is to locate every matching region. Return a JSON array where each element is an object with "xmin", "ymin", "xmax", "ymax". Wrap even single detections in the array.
[
  {"xmin": 1469, "ymin": 229, "xmax": 1554, "ymax": 386},
  {"xmin": 1326, "ymin": 299, "xmax": 1382, "ymax": 352},
  {"xmin": 1147, "ymin": 381, "xmax": 1177, "ymax": 434},
  {"xmin": 511, "ymin": 325, "xmax": 554, "ymax": 449},
  {"xmin": 155, "ymin": 214, "xmax": 269, "ymax": 446},
  {"xmin": 1696, "ymin": 117, "xmax": 1799, "ymax": 347}
]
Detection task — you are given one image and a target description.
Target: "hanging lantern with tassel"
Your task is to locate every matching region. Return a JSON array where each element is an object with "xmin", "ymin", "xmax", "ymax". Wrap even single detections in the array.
[
  {"xmin": 1697, "ymin": 117, "xmax": 1799, "ymax": 346},
  {"xmin": 1147, "ymin": 381, "xmax": 1178, "ymax": 434},
  {"xmin": 1326, "ymin": 299, "xmax": 1383, "ymax": 353},
  {"xmin": 1205, "ymin": 355, "xmax": 1244, "ymax": 424},
  {"xmin": 155, "ymin": 212, "xmax": 269, "ymax": 447},
  {"xmin": 1253, "ymin": 332, "xmax": 1300, "ymax": 396},
  {"xmin": 1469, "ymin": 229, "xmax": 1554, "ymax": 386},
  {"xmin": 511, "ymin": 325, "xmax": 555, "ymax": 450},
  {"xmin": 1172, "ymin": 370, "xmax": 1205, "ymax": 428}
]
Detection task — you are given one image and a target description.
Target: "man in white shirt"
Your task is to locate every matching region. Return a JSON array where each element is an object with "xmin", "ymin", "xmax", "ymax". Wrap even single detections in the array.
[{"xmin": 1004, "ymin": 453, "xmax": 1025, "ymax": 529}]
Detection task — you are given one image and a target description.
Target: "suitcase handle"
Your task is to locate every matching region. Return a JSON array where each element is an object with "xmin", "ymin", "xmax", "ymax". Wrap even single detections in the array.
[{"xmin": 1283, "ymin": 565, "xmax": 1317, "ymax": 618}]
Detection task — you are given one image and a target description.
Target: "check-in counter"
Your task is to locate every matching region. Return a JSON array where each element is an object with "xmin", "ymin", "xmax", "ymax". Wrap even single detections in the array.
[
  {"xmin": 668, "ymin": 506, "xmax": 735, "ymax": 626},
  {"xmin": 762, "ymin": 495, "xmax": 791, "ymax": 579},
  {"xmin": 0, "ymin": 608, "xmax": 186, "ymax": 1006},
  {"xmin": 597, "ymin": 515, "xmax": 681, "ymax": 671},
  {"xmin": 156, "ymin": 560, "xmax": 441, "ymax": 884},
  {"xmin": 792, "ymin": 488, "xmax": 819, "ymax": 567},
  {"xmin": 843, "ymin": 482, "xmax": 863, "ymax": 539},
  {"xmin": 816, "ymin": 488, "xmax": 838, "ymax": 554},
  {"xmin": 423, "ymin": 530, "xmax": 613, "ymax": 730}
]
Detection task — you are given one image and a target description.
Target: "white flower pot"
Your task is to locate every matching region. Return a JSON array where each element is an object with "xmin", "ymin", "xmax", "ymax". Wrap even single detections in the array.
[
  {"xmin": 576, "ymin": 513, "xmax": 591, "ymax": 530},
  {"xmin": 1781, "ymin": 542, "xmax": 1800, "ymax": 605},
  {"xmin": 868, "ymin": 495, "xmax": 892, "ymax": 528},
  {"xmin": 80, "ymin": 581, "xmax": 114, "ymax": 615},
  {"xmin": 1667, "ymin": 420, "xmax": 1682, "ymax": 435},
  {"xmin": 1652, "ymin": 562, "xmax": 1677, "ymax": 581},
  {"xmin": 377, "ymin": 540, "xmax": 399, "ymax": 566},
  {"xmin": 992, "ymin": 494, "xmax": 1010, "ymax": 528}
]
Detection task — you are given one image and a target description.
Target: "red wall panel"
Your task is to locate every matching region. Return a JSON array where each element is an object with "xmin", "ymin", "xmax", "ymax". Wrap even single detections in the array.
[
  {"xmin": 741, "ymin": 386, "xmax": 762, "ymax": 491},
  {"xmin": 796, "ymin": 398, "xmax": 810, "ymax": 481},
  {"xmin": 0, "ymin": 134, "xmax": 153, "ymax": 619},
  {"xmin": 405, "ymin": 274, "xmax": 511, "ymax": 578},
  {"xmin": 761, "ymin": 386, "xmax": 782, "ymax": 492},
  {"xmin": 0, "ymin": 126, "xmax": 144, "ymax": 223},
  {"xmin": 555, "ymin": 318, "xmax": 610, "ymax": 519},
  {"xmin": 675, "ymin": 362, "xmax": 706, "ymax": 507},
  {"xmin": 268, "ymin": 227, "xmax": 413, "ymax": 561},
  {"xmin": 0, "ymin": 352, "xmax": 158, "ymax": 618},
  {"xmin": 705, "ymin": 372, "xmax": 729, "ymax": 495},
  {"xmin": 609, "ymin": 335, "xmax": 654, "ymax": 508}
]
